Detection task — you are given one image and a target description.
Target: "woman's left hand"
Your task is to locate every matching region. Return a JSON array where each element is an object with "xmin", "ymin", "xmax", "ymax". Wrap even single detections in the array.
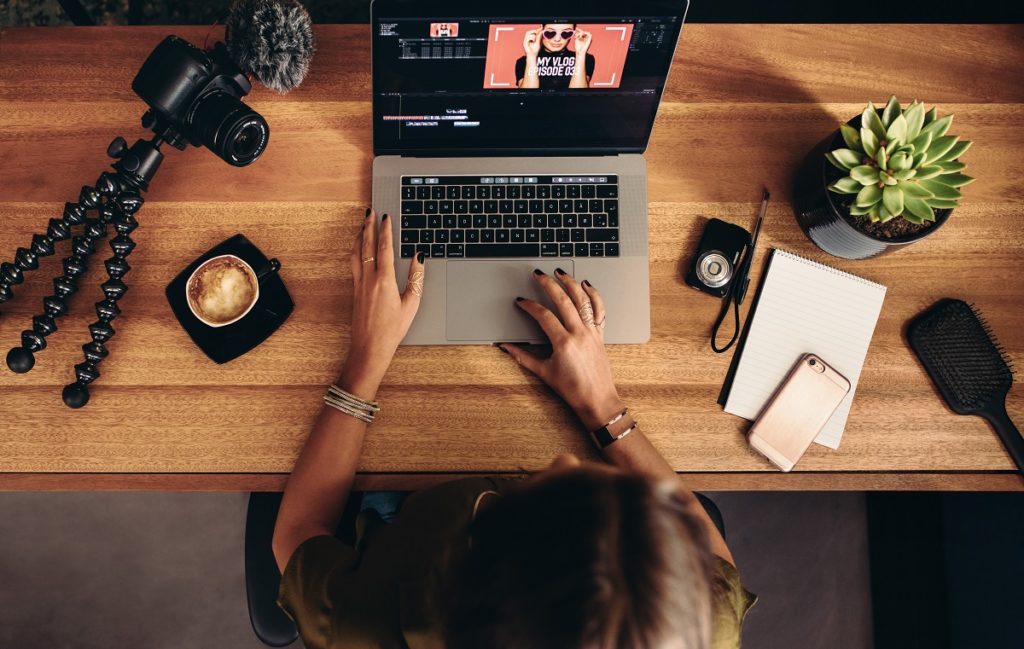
[
  {"xmin": 574, "ymin": 29, "xmax": 592, "ymax": 56},
  {"xmin": 498, "ymin": 269, "xmax": 620, "ymax": 431},
  {"xmin": 339, "ymin": 209, "xmax": 425, "ymax": 400}
]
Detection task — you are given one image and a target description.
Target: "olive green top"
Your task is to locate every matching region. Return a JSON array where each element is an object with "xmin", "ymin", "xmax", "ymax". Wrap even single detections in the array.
[{"xmin": 278, "ymin": 478, "xmax": 756, "ymax": 649}]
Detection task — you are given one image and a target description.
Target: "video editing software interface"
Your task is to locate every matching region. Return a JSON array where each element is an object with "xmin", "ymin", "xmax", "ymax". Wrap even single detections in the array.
[{"xmin": 373, "ymin": 11, "xmax": 682, "ymax": 153}]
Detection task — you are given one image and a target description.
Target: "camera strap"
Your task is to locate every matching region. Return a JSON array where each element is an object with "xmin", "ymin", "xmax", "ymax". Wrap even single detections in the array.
[
  {"xmin": 710, "ymin": 256, "xmax": 744, "ymax": 353},
  {"xmin": 710, "ymin": 189, "xmax": 769, "ymax": 354},
  {"xmin": 710, "ymin": 236, "xmax": 759, "ymax": 354}
]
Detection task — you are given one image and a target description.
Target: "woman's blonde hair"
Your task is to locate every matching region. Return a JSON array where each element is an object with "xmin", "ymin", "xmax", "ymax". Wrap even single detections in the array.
[{"xmin": 445, "ymin": 470, "xmax": 714, "ymax": 649}]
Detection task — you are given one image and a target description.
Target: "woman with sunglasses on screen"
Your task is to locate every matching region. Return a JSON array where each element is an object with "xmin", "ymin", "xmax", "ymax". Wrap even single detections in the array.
[
  {"xmin": 272, "ymin": 211, "xmax": 755, "ymax": 649},
  {"xmin": 517, "ymin": 23, "xmax": 595, "ymax": 89}
]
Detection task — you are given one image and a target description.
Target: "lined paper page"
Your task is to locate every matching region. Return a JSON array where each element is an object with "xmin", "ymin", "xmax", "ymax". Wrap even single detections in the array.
[{"xmin": 724, "ymin": 249, "xmax": 887, "ymax": 449}]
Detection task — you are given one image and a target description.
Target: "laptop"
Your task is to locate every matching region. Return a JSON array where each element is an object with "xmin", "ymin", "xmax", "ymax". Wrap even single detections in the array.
[{"xmin": 370, "ymin": 0, "xmax": 689, "ymax": 344}]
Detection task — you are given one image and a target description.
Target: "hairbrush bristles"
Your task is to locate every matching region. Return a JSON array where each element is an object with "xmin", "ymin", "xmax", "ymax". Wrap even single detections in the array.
[
  {"xmin": 968, "ymin": 301, "xmax": 1015, "ymax": 372},
  {"xmin": 908, "ymin": 299, "xmax": 1012, "ymax": 413},
  {"xmin": 910, "ymin": 299, "xmax": 1023, "ymax": 473},
  {"xmin": 973, "ymin": 304, "xmax": 996, "ymax": 334}
]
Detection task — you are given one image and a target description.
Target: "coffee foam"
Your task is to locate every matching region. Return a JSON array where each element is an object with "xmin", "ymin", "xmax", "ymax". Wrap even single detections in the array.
[{"xmin": 187, "ymin": 257, "xmax": 257, "ymax": 324}]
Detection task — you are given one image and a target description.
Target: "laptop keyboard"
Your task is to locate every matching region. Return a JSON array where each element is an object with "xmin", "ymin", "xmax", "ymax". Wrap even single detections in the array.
[{"xmin": 399, "ymin": 175, "xmax": 619, "ymax": 259}]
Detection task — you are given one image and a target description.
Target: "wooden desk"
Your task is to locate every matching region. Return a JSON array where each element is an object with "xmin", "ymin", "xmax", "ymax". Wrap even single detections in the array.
[{"xmin": 1, "ymin": 25, "xmax": 1022, "ymax": 491}]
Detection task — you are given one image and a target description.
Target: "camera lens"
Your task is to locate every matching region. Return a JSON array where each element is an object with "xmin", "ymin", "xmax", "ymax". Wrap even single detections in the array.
[
  {"xmin": 234, "ymin": 123, "xmax": 262, "ymax": 159},
  {"xmin": 190, "ymin": 91, "xmax": 268, "ymax": 166},
  {"xmin": 696, "ymin": 251, "xmax": 733, "ymax": 288}
]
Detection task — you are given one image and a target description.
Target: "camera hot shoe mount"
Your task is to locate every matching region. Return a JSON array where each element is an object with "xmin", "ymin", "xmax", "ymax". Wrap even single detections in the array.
[{"xmin": 0, "ymin": 132, "xmax": 165, "ymax": 408}]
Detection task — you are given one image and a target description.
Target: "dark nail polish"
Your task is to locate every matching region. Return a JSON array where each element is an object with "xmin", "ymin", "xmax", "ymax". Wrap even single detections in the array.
[
  {"xmin": 582, "ymin": 280, "xmax": 592, "ymax": 287},
  {"xmin": 493, "ymin": 342, "xmax": 509, "ymax": 354},
  {"xmin": 382, "ymin": 213, "xmax": 389, "ymax": 221},
  {"xmin": 417, "ymin": 251, "xmax": 425, "ymax": 263},
  {"xmin": 533, "ymin": 269, "xmax": 544, "ymax": 276},
  {"xmin": 365, "ymin": 208, "xmax": 371, "ymax": 217},
  {"xmin": 555, "ymin": 267, "xmax": 566, "ymax": 276},
  {"xmin": 515, "ymin": 296, "xmax": 525, "ymax": 302}
]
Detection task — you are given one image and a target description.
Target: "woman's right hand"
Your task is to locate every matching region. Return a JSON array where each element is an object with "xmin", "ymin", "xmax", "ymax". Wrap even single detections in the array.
[
  {"xmin": 573, "ymin": 29, "xmax": 592, "ymax": 57},
  {"xmin": 522, "ymin": 28, "xmax": 541, "ymax": 57},
  {"xmin": 498, "ymin": 269, "xmax": 625, "ymax": 432}
]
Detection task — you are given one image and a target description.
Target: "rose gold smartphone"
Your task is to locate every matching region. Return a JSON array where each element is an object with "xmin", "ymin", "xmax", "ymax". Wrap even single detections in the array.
[{"xmin": 748, "ymin": 353, "xmax": 851, "ymax": 472}]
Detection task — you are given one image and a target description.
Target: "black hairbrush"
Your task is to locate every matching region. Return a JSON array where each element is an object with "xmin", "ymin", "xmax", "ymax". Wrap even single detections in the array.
[{"xmin": 907, "ymin": 299, "xmax": 1022, "ymax": 474}]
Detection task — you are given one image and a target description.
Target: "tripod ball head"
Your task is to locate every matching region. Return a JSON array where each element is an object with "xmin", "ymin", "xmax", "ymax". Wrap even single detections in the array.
[{"xmin": 108, "ymin": 136, "xmax": 164, "ymax": 191}]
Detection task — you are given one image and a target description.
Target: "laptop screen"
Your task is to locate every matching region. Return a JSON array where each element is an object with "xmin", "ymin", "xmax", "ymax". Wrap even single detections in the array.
[{"xmin": 371, "ymin": 0, "xmax": 688, "ymax": 156}]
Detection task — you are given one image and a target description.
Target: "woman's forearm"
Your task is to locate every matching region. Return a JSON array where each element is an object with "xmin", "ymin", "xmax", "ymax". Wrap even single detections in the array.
[
  {"xmin": 272, "ymin": 211, "xmax": 424, "ymax": 573},
  {"xmin": 569, "ymin": 55, "xmax": 588, "ymax": 88},
  {"xmin": 602, "ymin": 425, "xmax": 735, "ymax": 564},
  {"xmin": 271, "ymin": 362, "xmax": 383, "ymax": 573},
  {"xmin": 601, "ymin": 425, "xmax": 675, "ymax": 480},
  {"xmin": 519, "ymin": 55, "xmax": 540, "ymax": 88},
  {"xmin": 272, "ymin": 404, "xmax": 369, "ymax": 573}
]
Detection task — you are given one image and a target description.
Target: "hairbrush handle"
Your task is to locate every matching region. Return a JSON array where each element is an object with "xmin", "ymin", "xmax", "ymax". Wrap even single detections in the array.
[{"xmin": 981, "ymin": 399, "xmax": 1024, "ymax": 475}]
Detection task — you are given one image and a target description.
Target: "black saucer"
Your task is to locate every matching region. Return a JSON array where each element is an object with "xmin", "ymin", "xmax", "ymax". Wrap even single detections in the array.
[{"xmin": 166, "ymin": 234, "xmax": 293, "ymax": 364}]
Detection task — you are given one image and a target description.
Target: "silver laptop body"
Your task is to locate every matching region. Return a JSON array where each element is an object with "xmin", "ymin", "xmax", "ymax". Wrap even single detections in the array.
[{"xmin": 370, "ymin": 1, "xmax": 688, "ymax": 345}]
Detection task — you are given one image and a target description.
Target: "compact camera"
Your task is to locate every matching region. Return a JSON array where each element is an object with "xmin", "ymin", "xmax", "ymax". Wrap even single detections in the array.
[
  {"xmin": 132, "ymin": 36, "xmax": 269, "ymax": 167},
  {"xmin": 684, "ymin": 218, "xmax": 752, "ymax": 298}
]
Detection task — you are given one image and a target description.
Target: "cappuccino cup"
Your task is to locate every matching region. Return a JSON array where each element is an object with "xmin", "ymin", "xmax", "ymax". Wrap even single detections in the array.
[{"xmin": 185, "ymin": 254, "xmax": 275, "ymax": 327}]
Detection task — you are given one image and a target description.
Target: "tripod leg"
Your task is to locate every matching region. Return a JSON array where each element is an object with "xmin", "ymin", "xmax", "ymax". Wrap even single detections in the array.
[
  {"xmin": 5, "ymin": 174, "xmax": 119, "ymax": 373},
  {"xmin": 0, "ymin": 196, "xmax": 90, "ymax": 307},
  {"xmin": 62, "ymin": 188, "xmax": 142, "ymax": 409}
]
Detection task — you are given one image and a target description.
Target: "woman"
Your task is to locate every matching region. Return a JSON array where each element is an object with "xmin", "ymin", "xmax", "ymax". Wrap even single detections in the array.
[
  {"xmin": 272, "ymin": 210, "xmax": 755, "ymax": 649},
  {"xmin": 516, "ymin": 23, "xmax": 594, "ymax": 89}
]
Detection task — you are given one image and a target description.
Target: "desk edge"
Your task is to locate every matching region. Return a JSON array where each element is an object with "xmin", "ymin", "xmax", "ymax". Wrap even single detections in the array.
[{"xmin": 0, "ymin": 472, "xmax": 1020, "ymax": 492}]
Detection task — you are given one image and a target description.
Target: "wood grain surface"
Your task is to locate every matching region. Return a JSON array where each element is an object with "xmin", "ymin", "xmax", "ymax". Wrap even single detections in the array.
[{"xmin": 1, "ymin": 25, "xmax": 1022, "ymax": 490}]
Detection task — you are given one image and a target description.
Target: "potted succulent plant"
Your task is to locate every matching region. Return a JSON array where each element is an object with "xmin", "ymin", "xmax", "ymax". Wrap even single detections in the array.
[{"xmin": 793, "ymin": 97, "xmax": 973, "ymax": 259}]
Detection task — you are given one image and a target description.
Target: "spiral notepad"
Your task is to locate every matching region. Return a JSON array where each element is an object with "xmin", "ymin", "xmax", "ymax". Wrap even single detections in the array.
[{"xmin": 723, "ymin": 249, "xmax": 887, "ymax": 449}]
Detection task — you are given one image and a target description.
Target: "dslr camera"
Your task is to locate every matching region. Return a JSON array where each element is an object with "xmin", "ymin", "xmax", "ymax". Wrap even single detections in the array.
[{"xmin": 132, "ymin": 35, "xmax": 269, "ymax": 167}]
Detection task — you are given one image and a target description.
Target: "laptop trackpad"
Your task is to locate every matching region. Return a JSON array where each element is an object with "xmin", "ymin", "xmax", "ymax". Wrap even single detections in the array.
[{"xmin": 446, "ymin": 260, "xmax": 573, "ymax": 342}]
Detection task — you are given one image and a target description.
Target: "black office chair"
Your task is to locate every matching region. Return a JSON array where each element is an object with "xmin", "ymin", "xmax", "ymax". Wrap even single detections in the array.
[
  {"xmin": 695, "ymin": 492, "xmax": 726, "ymax": 540},
  {"xmin": 245, "ymin": 492, "xmax": 298, "ymax": 647},
  {"xmin": 245, "ymin": 491, "xmax": 727, "ymax": 647},
  {"xmin": 245, "ymin": 492, "xmax": 365, "ymax": 647}
]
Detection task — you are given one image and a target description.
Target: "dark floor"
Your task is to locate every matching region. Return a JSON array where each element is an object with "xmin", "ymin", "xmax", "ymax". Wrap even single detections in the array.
[
  {"xmin": 0, "ymin": 491, "xmax": 874, "ymax": 649},
  {"xmin": 715, "ymin": 492, "xmax": 874, "ymax": 649},
  {"xmin": 0, "ymin": 492, "xmax": 264, "ymax": 649}
]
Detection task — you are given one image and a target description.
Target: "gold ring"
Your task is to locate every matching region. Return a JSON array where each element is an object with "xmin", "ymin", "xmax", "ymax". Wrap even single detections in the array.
[
  {"xmin": 362, "ymin": 256, "xmax": 376, "ymax": 264},
  {"xmin": 409, "ymin": 270, "xmax": 425, "ymax": 297},
  {"xmin": 579, "ymin": 301, "xmax": 595, "ymax": 326},
  {"xmin": 596, "ymin": 315, "xmax": 606, "ymax": 330}
]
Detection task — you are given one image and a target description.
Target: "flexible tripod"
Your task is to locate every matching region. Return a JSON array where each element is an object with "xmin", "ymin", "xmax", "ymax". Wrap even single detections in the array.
[{"xmin": 1, "ymin": 132, "xmax": 165, "ymax": 408}]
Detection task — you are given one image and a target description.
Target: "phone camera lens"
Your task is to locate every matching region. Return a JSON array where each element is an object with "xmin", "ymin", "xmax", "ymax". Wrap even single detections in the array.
[{"xmin": 809, "ymin": 359, "xmax": 816, "ymax": 366}]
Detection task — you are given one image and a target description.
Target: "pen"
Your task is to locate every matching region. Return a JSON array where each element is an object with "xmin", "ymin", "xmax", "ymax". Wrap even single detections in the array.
[{"xmin": 736, "ymin": 189, "xmax": 769, "ymax": 306}]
